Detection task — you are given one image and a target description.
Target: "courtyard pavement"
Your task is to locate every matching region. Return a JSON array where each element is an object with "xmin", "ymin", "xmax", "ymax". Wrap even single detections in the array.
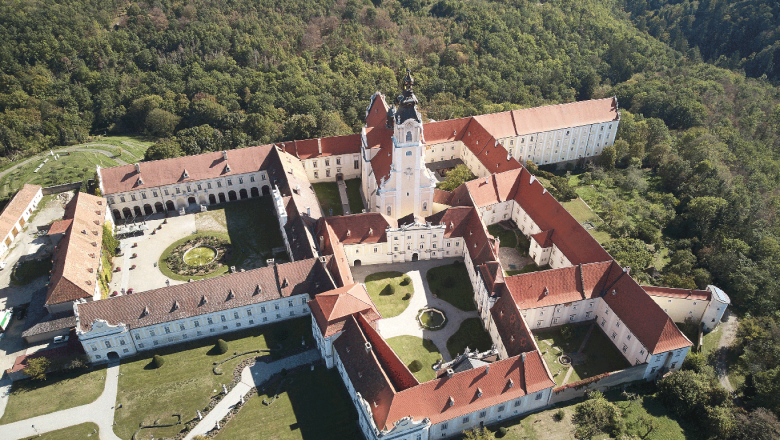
[
  {"xmin": 184, "ymin": 349, "xmax": 320, "ymax": 440},
  {"xmin": 0, "ymin": 359, "xmax": 122, "ymax": 440},
  {"xmin": 351, "ymin": 258, "xmax": 479, "ymax": 362},
  {"xmin": 109, "ymin": 213, "xmax": 196, "ymax": 294}
]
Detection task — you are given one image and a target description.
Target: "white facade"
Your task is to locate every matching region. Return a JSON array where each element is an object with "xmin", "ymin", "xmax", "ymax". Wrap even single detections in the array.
[
  {"xmin": 502, "ymin": 121, "xmax": 618, "ymax": 167},
  {"xmin": 301, "ymin": 153, "xmax": 362, "ymax": 183},
  {"xmin": 0, "ymin": 186, "xmax": 43, "ymax": 257},
  {"xmin": 104, "ymin": 167, "xmax": 272, "ymax": 220},
  {"xmin": 77, "ymin": 294, "xmax": 310, "ymax": 363}
]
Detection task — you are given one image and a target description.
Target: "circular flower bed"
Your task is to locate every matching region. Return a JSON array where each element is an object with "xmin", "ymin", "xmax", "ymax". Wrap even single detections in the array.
[
  {"xmin": 417, "ymin": 308, "xmax": 447, "ymax": 330},
  {"xmin": 165, "ymin": 236, "xmax": 231, "ymax": 277},
  {"xmin": 559, "ymin": 354, "xmax": 572, "ymax": 366}
]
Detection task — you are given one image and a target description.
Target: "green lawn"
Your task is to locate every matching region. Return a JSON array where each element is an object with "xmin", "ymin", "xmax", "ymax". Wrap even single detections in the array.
[
  {"xmin": 345, "ymin": 179, "xmax": 364, "ymax": 213},
  {"xmin": 364, "ymin": 271, "xmax": 414, "ymax": 318},
  {"xmin": 534, "ymin": 325, "xmax": 592, "ymax": 385},
  {"xmin": 386, "ymin": 336, "xmax": 443, "ymax": 383},
  {"xmin": 213, "ymin": 365, "xmax": 360, "ymax": 440},
  {"xmin": 701, "ymin": 326, "xmax": 721, "ymax": 356},
  {"xmin": 183, "ymin": 246, "xmax": 217, "ymax": 266},
  {"xmin": 114, "ymin": 318, "xmax": 313, "ymax": 440},
  {"xmin": 311, "ymin": 182, "xmax": 343, "ymax": 216},
  {"xmin": 10, "ymin": 258, "xmax": 53, "ymax": 286},
  {"xmin": 426, "ymin": 263, "xmax": 476, "ymax": 312},
  {"xmin": 487, "ymin": 224, "xmax": 518, "ymax": 248},
  {"xmin": 505, "ymin": 262, "xmax": 545, "ymax": 276},
  {"xmin": 32, "ymin": 423, "xmax": 100, "ymax": 440},
  {"xmin": 568, "ymin": 327, "xmax": 631, "ymax": 384},
  {"xmin": 0, "ymin": 150, "xmax": 119, "ymax": 198},
  {"xmin": 560, "ymin": 197, "xmax": 612, "ymax": 244},
  {"xmin": 479, "ymin": 386, "xmax": 693, "ymax": 440},
  {"xmin": 158, "ymin": 198, "xmax": 285, "ymax": 281},
  {"xmin": 446, "ymin": 318, "xmax": 493, "ymax": 359},
  {"xmin": 0, "ymin": 366, "xmax": 107, "ymax": 424}
]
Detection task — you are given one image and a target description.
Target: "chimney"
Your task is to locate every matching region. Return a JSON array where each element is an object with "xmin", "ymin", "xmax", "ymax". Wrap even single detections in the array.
[
  {"xmin": 134, "ymin": 163, "xmax": 140, "ymax": 173},
  {"xmin": 508, "ymin": 378, "xmax": 514, "ymax": 388},
  {"xmin": 521, "ymin": 352, "xmax": 526, "ymax": 362},
  {"xmin": 485, "ymin": 365, "xmax": 490, "ymax": 374},
  {"xmin": 172, "ymin": 301, "xmax": 180, "ymax": 311},
  {"xmin": 364, "ymin": 342, "xmax": 372, "ymax": 353},
  {"xmin": 317, "ymin": 138, "xmax": 322, "ymax": 154},
  {"xmin": 368, "ymin": 228, "xmax": 373, "ymax": 236},
  {"xmin": 476, "ymin": 388, "xmax": 483, "ymax": 397},
  {"xmin": 624, "ymin": 266, "xmax": 631, "ymax": 275},
  {"xmin": 222, "ymin": 150, "xmax": 228, "ymax": 160},
  {"xmin": 448, "ymin": 396, "xmax": 455, "ymax": 407},
  {"xmin": 446, "ymin": 368, "xmax": 455, "ymax": 378}
]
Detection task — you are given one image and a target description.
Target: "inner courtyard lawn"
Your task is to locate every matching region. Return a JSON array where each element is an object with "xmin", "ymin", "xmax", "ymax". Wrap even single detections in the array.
[
  {"xmin": 446, "ymin": 318, "xmax": 493, "ymax": 359},
  {"xmin": 0, "ymin": 366, "xmax": 107, "ymax": 424},
  {"xmin": 364, "ymin": 271, "xmax": 414, "ymax": 318},
  {"xmin": 311, "ymin": 182, "xmax": 343, "ymax": 216},
  {"xmin": 113, "ymin": 318, "xmax": 313, "ymax": 440},
  {"xmin": 533, "ymin": 324, "xmax": 592, "ymax": 385},
  {"xmin": 487, "ymin": 224, "xmax": 518, "ymax": 248},
  {"xmin": 159, "ymin": 198, "xmax": 286, "ymax": 281},
  {"xmin": 386, "ymin": 336, "xmax": 443, "ymax": 383},
  {"xmin": 35, "ymin": 423, "xmax": 100, "ymax": 440},
  {"xmin": 213, "ymin": 365, "xmax": 360, "ymax": 440},
  {"xmin": 568, "ymin": 326, "xmax": 631, "ymax": 384},
  {"xmin": 345, "ymin": 178, "xmax": 364, "ymax": 213},
  {"xmin": 426, "ymin": 263, "xmax": 476, "ymax": 312}
]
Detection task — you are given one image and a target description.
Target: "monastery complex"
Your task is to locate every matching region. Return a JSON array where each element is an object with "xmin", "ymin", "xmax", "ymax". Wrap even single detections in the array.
[{"xmin": 1, "ymin": 71, "xmax": 730, "ymax": 439}]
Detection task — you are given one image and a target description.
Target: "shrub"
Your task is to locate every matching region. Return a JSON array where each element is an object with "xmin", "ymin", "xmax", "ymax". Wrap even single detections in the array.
[
  {"xmin": 380, "ymin": 284, "xmax": 396, "ymax": 296},
  {"xmin": 497, "ymin": 426, "xmax": 508, "ymax": 437},
  {"xmin": 560, "ymin": 324, "xmax": 573, "ymax": 340},
  {"xmin": 554, "ymin": 409, "xmax": 565, "ymax": 421},
  {"xmin": 402, "ymin": 293, "xmax": 411, "ymax": 300},
  {"xmin": 216, "ymin": 339, "xmax": 228, "ymax": 354},
  {"xmin": 409, "ymin": 360, "xmax": 423, "ymax": 372},
  {"xmin": 443, "ymin": 276, "xmax": 455, "ymax": 288},
  {"xmin": 153, "ymin": 354, "xmax": 165, "ymax": 369},
  {"xmin": 400, "ymin": 276, "xmax": 411, "ymax": 286},
  {"xmin": 453, "ymin": 259, "xmax": 463, "ymax": 266},
  {"xmin": 24, "ymin": 356, "xmax": 51, "ymax": 381},
  {"xmin": 281, "ymin": 368, "xmax": 288, "ymax": 376}
]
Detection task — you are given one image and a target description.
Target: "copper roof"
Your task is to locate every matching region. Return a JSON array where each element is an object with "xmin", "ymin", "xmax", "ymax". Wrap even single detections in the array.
[
  {"xmin": 46, "ymin": 192, "xmax": 106, "ymax": 306},
  {"xmin": 99, "ymin": 145, "xmax": 274, "ymax": 195},
  {"xmin": 0, "ymin": 184, "xmax": 41, "ymax": 239},
  {"xmin": 76, "ymin": 257, "xmax": 335, "ymax": 331}
]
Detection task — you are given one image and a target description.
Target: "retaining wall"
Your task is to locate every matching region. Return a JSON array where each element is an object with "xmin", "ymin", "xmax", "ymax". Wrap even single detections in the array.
[
  {"xmin": 42, "ymin": 182, "xmax": 82, "ymax": 195},
  {"xmin": 549, "ymin": 363, "xmax": 647, "ymax": 404}
]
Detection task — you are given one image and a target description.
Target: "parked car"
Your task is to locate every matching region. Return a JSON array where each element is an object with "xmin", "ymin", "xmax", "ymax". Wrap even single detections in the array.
[
  {"xmin": 0, "ymin": 261, "xmax": 6, "ymax": 270},
  {"xmin": 53, "ymin": 335, "xmax": 69, "ymax": 344}
]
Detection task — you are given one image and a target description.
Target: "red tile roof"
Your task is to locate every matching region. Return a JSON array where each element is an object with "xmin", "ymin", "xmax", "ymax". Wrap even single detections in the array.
[
  {"xmin": 505, "ymin": 262, "xmax": 616, "ymax": 309},
  {"xmin": 317, "ymin": 213, "xmax": 397, "ymax": 245},
  {"xmin": 511, "ymin": 98, "xmax": 619, "ymax": 136},
  {"xmin": 490, "ymin": 295, "xmax": 537, "ymax": 357},
  {"xmin": 425, "ymin": 206, "xmax": 473, "ymax": 238},
  {"xmin": 603, "ymin": 274, "xmax": 692, "ymax": 354},
  {"xmin": 0, "ymin": 184, "xmax": 41, "ymax": 239},
  {"xmin": 365, "ymin": 93, "xmax": 390, "ymax": 129},
  {"xmin": 281, "ymin": 135, "xmax": 362, "ymax": 159},
  {"xmin": 384, "ymin": 352, "xmax": 554, "ymax": 428},
  {"xmin": 366, "ymin": 126, "xmax": 394, "ymax": 184},
  {"xmin": 314, "ymin": 220, "xmax": 354, "ymax": 287},
  {"xmin": 46, "ymin": 192, "xmax": 107, "ymax": 306},
  {"xmin": 47, "ymin": 219, "xmax": 73, "ymax": 236},
  {"xmin": 309, "ymin": 283, "xmax": 381, "ymax": 338},
  {"xmin": 422, "ymin": 118, "xmax": 471, "ymax": 143},
  {"xmin": 433, "ymin": 189, "xmax": 453, "ymax": 205},
  {"xmin": 99, "ymin": 145, "xmax": 274, "ymax": 195},
  {"xmin": 641, "ymin": 285, "xmax": 711, "ymax": 301},
  {"xmin": 531, "ymin": 230, "xmax": 554, "ymax": 248},
  {"xmin": 77, "ymin": 257, "xmax": 335, "ymax": 331}
]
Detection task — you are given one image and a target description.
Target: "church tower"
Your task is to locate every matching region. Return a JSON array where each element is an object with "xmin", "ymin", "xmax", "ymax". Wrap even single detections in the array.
[{"xmin": 375, "ymin": 70, "xmax": 436, "ymax": 219}]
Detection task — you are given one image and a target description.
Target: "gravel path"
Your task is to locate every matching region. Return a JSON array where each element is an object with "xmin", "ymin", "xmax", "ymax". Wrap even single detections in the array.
[
  {"xmin": 0, "ymin": 143, "xmax": 133, "ymax": 183},
  {"xmin": 715, "ymin": 310, "xmax": 738, "ymax": 392},
  {"xmin": 0, "ymin": 360, "xmax": 122, "ymax": 440},
  {"xmin": 184, "ymin": 349, "xmax": 320, "ymax": 440}
]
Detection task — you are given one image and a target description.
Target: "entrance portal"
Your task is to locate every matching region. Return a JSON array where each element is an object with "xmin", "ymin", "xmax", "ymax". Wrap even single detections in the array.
[{"xmin": 411, "ymin": 253, "xmax": 419, "ymax": 262}]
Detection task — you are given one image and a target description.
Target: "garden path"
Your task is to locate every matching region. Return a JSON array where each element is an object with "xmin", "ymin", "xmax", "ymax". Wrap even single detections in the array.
[
  {"xmin": 0, "ymin": 359, "xmax": 121, "ymax": 440},
  {"xmin": 336, "ymin": 179, "xmax": 351, "ymax": 215},
  {"xmin": 351, "ymin": 259, "xmax": 478, "ymax": 362},
  {"xmin": 184, "ymin": 349, "xmax": 320, "ymax": 440}
]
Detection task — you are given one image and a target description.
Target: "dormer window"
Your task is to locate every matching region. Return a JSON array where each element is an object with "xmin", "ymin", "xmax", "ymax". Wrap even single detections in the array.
[{"xmin": 182, "ymin": 169, "xmax": 189, "ymax": 179}]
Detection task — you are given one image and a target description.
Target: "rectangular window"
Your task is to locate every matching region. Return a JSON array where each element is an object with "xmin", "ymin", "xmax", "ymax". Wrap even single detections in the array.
[
  {"xmin": 261, "ymin": 306, "xmax": 266, "ymax": 313},
  {"xmin": 227, "ymin": 179, "xmax": 233, "ymax": 186},
  {"xmin": 217, "ymin": 181, "xmax": 222, "ymax": 187},
  {"xmin": 197, "ymin": 184, "xmax": 202, "ymax": 190},
  {"xmin": 234, "ymin": 312, "xmax": 239, "ymax": 319},
  {"xmin": 325, "ymin": 159, "xmax": 330, "ymax": 166},
  {"xmin": 535, "ymin": 393, "xmax": 543, "ymax": 400},
  {"xmin": 263, "ymin": 317, "xmax": 268, "ymax": 322},
  {"xmin": 250, "ymin": 175, "xmax": 255, "ymax": 182},
  {"xmin": 288, "ymin": 300, "xmax": 294, "ymax": 307},
  {"xmin": 514, "ymin": 400, "xmax": 522, "ymax": 407},
  {"xmin": 120, "ymin": 196, "xmax": 126, "ymax": 203},
  {"xmin": 194, "ymin": 320, "xmax": 200, "ymax": 327},
  {"xmin": 149, "ymin": 330, "xmax": 155, "ymax": 337},
  {"xmin": 326, "ymin": 169, "xmax": 330, "ymax": 177},
  {"xmin": 246, "ymin": 309, "xmax": 252, "ymax": 316},
  {"xmin": 462, "ymin": 417, "xmax": 469, "ymax": 423},
  {"xmin": 164, "ymin": 326, "xmax": 171, "ymax": 334},
  {"xmin": 105, "ymin": 341, "xmax": 112, "ymax": 348},
  {"xmin": 134, "ymin": 334, "xmax": 140, "ymax": 340},
  {"xmin": 186, "ymin": 185, "xmax": 191, "ymax": 192},
  {"xmin": 131, "ymin": 194, "xmax": 136, "ymax": 201},
  {"xmin": 314, "ymin": 171, "xmax": 319, "ymax": 179},
  {"xmin": 239, "ymin": 177, "xmax": 244, "ymax": 184},
  {"xmin": 179, "ymin": 324, "xmax": 185, "ymax": 331},
  {"xmin": 141, "ymin": 192, "xmax": 147, "ymax": 199},
  {"xmin": 354, "ymin": 160, "xmax": 359, "ymax": 169},
  {"xmin": 612, "ymin": 332, "xmax": 617, "ymax": 340},
  {"xmin": 220, "ymin": 315, "xmax": 226, "ymax": 322},
  {"xmin": 164, "ymin": 189, "xmax": 169, "ymax": 195},
  {"xmin": 498, "ymin": 405, "xmax": 505, "ymax": 412},
  {"xmin": 623, "ymin": 345, "xmax": 628, "ymax": 353},
  {"xmin": 207, "ymin": 182, "xmax": 212, "ymax": 189},
  {"xmin": 207, "ymin": 318, "xmax": 213, "ymax": 325},
  {"xmin": 275, "ymin": 304, "xmax": 280, "ymax": 310},
  {"xmin": 479, "ymin": 411, "xmax": 486, "ymax": 418}
]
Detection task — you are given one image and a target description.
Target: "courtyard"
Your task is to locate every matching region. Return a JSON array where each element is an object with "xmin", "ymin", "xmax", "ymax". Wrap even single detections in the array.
[
  {"xmin": 111, "ymin": 197, "xmax": 285, "ymax": 293},
  {"xmin": 534, "ymin": 323, "xmax": 630, "ymax": 386},
  {"xmin": 351, "ymin": 259, "xmax": 487, "ymax": 363},
  {"xmin": 113, "ymin": 317, "xmax": 313, "ymax": 439},
  {"xmin": 311, "ymin": 178, "xmax": 364, "ymax": 217},
  {"xmin": 487, "ymin": 223, "xmax": 544, "ymax": 276}
]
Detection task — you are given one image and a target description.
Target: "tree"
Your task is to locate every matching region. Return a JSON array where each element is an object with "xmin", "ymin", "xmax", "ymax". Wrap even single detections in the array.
[
  {"xmin": 599, "ymin": 143, "xmax": 618, "ymax": 170},
  {"xmin": 604, "ymin": 238, "xmax": 653, "ymax": 271},
  {"xmin": 462, "ymin": 427, "xmax": 493, "ymax": 439},
  {"xmin": 24, "ymin": 356, "xmax": 51, "ymax": 381},
  {"xmin": 102, "ymin": 222, "xmax": 119, "ymax": 257},
  {"xmin": 145, "ymin": 139, "xmax": 183, "ymax": 161},
  {"xmin": 145, "ymin": 109, "xmax": 180, "ymax": 138},
  {"xmin": 730, "ymin": 408, "xmax": 780, "ymax": 440},
  {"xmin": 572, "ymin": 391, "xmax": 625, "ymax": 439},
  {"xmin": 437, "ymin": 164, "xmax": 476, "ymax": 191}
]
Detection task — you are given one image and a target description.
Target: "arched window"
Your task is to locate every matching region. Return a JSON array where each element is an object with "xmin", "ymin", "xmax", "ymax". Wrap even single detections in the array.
[
  {"xmin": 406, "ymin": 131, "xmax": 412, "ymax": 142},
  {"xmin": 422, "ymin": 202, "xmax": 428, "ymax": 211},
  {"xmin": 387, "ymin": 206, "xmax": 392, "ymax": 216}
]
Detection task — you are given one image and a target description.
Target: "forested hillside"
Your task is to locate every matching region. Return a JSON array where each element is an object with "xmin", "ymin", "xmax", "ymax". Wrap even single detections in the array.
[
  {"xmin": 623, "ymin": 0, "xmax": 780, "ymax": 80},
  {"xmin": 2, "ymin": 0, "xmax": 780, "ymax": 436}
]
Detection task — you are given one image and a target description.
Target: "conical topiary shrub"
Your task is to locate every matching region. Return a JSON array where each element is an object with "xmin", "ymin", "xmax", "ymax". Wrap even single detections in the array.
[
  {"xmin": 153, "ymin": 354, "xmax": 165, "ymax": 369},
  {"xmin": 216, "ymin": 339, "xmax": 228, "ymax": 354}
]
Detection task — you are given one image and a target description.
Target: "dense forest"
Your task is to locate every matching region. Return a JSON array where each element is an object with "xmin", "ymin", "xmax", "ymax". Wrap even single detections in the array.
[{"xmin": 2, "ymin": 0, "xmax": 780, "ymax": 437}]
